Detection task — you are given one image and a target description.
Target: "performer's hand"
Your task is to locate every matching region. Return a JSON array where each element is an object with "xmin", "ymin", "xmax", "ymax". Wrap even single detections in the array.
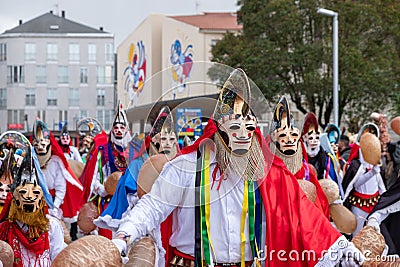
[
  {"xmin": 340, "ymin": 242, "xmax": 364, "ymax": 267},
  {"xmin": 112, "ymin": 238, "xmax": 129, "ymax": 264},
  {"xmin": 367, "ymin": 217, "xmax": 381, "ymax": 233}
]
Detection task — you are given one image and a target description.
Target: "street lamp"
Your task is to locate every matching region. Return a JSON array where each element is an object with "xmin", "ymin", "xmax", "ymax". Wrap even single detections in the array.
[{"xmin": 317, "ymin": 8, "xmax": 339, "ymax": 126}]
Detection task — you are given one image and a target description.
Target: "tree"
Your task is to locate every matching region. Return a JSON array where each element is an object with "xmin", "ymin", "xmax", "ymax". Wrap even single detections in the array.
[{"xmin": 210, "ymin": 0, "xmax": 400, "ymax": 131}]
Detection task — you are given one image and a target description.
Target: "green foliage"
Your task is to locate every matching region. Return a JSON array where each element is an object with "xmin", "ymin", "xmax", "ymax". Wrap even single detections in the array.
[{"xmin": 210, "ymin": 0, "xmax": 400, "ymax": 129}]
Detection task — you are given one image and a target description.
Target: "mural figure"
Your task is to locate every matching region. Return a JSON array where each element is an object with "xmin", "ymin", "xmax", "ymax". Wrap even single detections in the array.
[
  {"xmin": 123, "ymin": 40, "xmax": 146, "ymax": 106},
  {"xmin": 170, "ymin": 39, "xmax": 193, "ymax": 97}
]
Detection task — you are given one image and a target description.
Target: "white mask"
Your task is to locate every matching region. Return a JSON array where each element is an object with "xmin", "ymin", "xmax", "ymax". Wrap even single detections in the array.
[
  {"xmin": 271, "ymin": 113, "xmax": 300, "ymax": 155},
  {"xmin": 219, "ymin": 116, "xmax": 257, "ymax": 155},
  {"xmin": 303, "ymin": 125, "xmax": 320, "ymax": 154},
  {"xmin": 159, "ymin": 131, "xmax": 177, "ymax": 154}
]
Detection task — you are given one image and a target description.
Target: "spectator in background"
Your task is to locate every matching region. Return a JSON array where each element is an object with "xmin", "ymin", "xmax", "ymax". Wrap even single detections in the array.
[{"xmin": 338, "ymin": 134, "xmax": 351, "ymax": 170}]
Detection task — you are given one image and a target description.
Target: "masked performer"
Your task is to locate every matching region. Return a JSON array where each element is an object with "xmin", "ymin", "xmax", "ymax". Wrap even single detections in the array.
[
  {"xmin": 80, "ymin": 101, "xmax": 132, "ymax": 239},
  {"xmin": 76, "ymin": 117, "xmax": 103, "ymax": 164},
  {"xmin": 342, "ymin": 123, "xmax": 386, "ymax": 236},
  {"xmin": 31, "ymin": 119, "xmax": 83, "ymax": 241},
  {"xmin": 111, "ymin": 69, "xmax": 363, "ymax": 267},
  {"xmin": 0, "ymin": 147, "xmax": 66, "ymax": 266},
  {"xmin": 267, "ymin": 98, "xmax": 330, "ymax": 217},
  {"xmin": 58, "ymin": 124, "xmax": 83, "ymax": 163},
  {"xmin": 94, "ymin": 106, "xmax": 179, "ymax": 230}
]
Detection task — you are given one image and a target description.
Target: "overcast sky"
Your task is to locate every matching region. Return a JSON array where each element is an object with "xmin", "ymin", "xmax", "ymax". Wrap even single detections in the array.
[{"xmin": 0, "ymin": 0, "xmax": 239, "ymax": 46}]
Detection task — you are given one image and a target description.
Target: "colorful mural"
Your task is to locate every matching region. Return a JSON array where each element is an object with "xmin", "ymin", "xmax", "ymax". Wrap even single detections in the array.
[
  {"xmin": 170, "ymin": 38, "xmax": 193, "ymax": 98},
  {"xmin": 123, "ymin": 40, "xmax": 147, "ymax": 106}
]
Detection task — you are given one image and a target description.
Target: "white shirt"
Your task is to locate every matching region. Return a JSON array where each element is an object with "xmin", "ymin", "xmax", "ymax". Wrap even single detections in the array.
[
  {"xmin": 118, "ymin": 151, "xmax": 256, "ymax": 263},
  {"xmin": 64, "ymin": 146, "xmax": 83, "ymax": 163},
  {"xmin": 42, "ymin": 156, "xmax": 67, "ymax": 209},
  {"xmin": 17, "ymin": 215, "xmax": 67, "ymax": 266}
]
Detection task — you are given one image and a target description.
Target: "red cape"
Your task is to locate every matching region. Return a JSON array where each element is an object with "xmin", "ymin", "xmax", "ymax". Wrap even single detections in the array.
[{"xmin": 258, "ymin": 137, "xmax": 341, "ymax": 266}]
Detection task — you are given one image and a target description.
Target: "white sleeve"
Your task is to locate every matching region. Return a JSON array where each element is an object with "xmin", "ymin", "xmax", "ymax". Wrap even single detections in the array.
[
  {"xmin": 70, "ymin": 147, "xmax": 84, "ymax": 163},
  {"xmin": 51, "ymin": 162, "xmax": 67, "ymax": 208},
  {"xmin": 369, "ymin": 199, "xmax": 400, "ymax": 223},
  {"xmin": 48, "ymin": 216, "xmax": 67, "ymax": 261},
  {"xmin": 117, "ymin": 161, "xmax": 187, "ymax": 243}
]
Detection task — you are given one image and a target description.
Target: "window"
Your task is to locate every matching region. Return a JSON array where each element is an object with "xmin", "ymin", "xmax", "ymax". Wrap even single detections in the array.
[
  {"xmin": 211, "ymin": 39, "xmax": 219, "ymax": 47},
  {"xmin": 97, "ymin": 66, "xmax": 105, "ymax": 83},
  {"xmin": 80, "ymin": 110, "xmax": 88, "ymax": 118},
  {"xmin": 25, "ymin": 88, "xmax": 36, "ymax": 106},
  {"xmin": 88, "ymin": 44, "xmax": 96, "ymax": 62},
  {"xmin": 25, "ymin": 43, "xmax": 36, "ymax": 61},
  {"xmin": 105, "ymin": 43, "xmax": 114, "ymax": 62},
  {"xmin": 47, "ymin": 43, "xmax": 58, "ymax": 61},
  {"xmin": 69, "ymin": 88, "xmax": 79, "ymax": 106},
  {"xmin": 105, "ymin": 66, "xmax": 114, "ymax": 84},
  {"xmin": 58, "ymin": 66, "xmax": 68, "ymax": 84},
  {"xmin": 0, "ymin": 43, "xmax": 7, "ymax": 61},
  {"xmin": 97, "ymin": 110, "xmax": 113, "ymax": 131},
  {"xmin": 7, "ymin": 66, "xmax": 24, "ymax": 84},
  {"xmin": 80, "ymin": 67, "xmax": 88, "ymax": 83},
  {"xmin": 0, "ymin": 88, "xmax": 6, "ymax": 108},
  {"xmin": 47, "ymin": 88, "xmax": 57, "ymax": 106},
  {"xmin": 36, "ymin": 65, "xmax": 46, "ymax": 83},
  {"xmin": 7, "ymin": 110, "xmax": 24, "ymax": 127},
  {"xmin": 96, "ymin": 88, "xmax": 105, "ymax": 106},
  {"xmin": 69, "ymin": 43, "xmax": 80, "ymax": 61}
]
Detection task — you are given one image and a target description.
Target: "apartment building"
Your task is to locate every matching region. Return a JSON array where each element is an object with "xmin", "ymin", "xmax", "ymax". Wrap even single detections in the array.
[{"xmin": 0, "ymin": 10, "xmax": 116, "ymax": 133}]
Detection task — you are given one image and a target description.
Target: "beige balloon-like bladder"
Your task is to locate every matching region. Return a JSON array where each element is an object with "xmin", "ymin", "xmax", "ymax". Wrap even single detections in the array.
[
  {"xmin": 390, "ymin": 116, "xmax": 400, "ymax": 136},
  {"xmin": 0, "ymin": 240, "xmax": 14, "ymax": 267},
  {"xmin": 359, "ymin": 132, "xmax": 381, "ymax": 165},
  {"xmin": 77, "ymin": 202, "xmax": 99, "ymax": 234},
  {"xmin": 297, "ymin": 179, "xmax": 317, "ymax": 203},
  {"xmin": 51, "ymin": 235, "xmax": 122, "ymax": 267},
  {"xmin": 124, "ymin": 237, "xmax": 156, "ymax": 267},
  {"xmin": 137, "ymin": 154, "xmax": 169, "ymax": 199},
  {"xmin": 329, "ymin": 203, "xmax": 357, "ymax": 234},
  {"xmin": 352, "ymin": 226, "xmax": 386, "ymax": 267},
  {"xmin": 319, "ymin": 179, "xmax": 340, "ymax": 204},
  {"xmin": 105, "ymin": 171, "xmax": 123, "ymax": 196},
  {"xmin": 68, "ymin": 159, "xmax": 85, "ymax": 179}
]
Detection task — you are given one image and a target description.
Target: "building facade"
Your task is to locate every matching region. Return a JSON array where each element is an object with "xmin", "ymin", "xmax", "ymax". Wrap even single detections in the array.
[
  {"xmin": 117, "ymin": 12, "xmax": 244, "ymax": 133},
  {"xmin": 0, "ymin": 10, "xmax": 115, "ymax": 134}
]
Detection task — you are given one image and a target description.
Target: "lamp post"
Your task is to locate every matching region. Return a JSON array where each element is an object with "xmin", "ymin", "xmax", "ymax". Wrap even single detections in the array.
[{"xmin": 317, "ymin": 8, "xmax": 339, "ymax": 126}]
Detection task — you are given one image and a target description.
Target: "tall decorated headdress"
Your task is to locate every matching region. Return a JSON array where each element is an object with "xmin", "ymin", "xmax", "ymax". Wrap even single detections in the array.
[
  {"xmin": 110, "ymin": 100, "xmax": 131, "ymax": 149},
  {"xmin": 60, "ymin": 123, "xmax": 69, "ymax": 137},
  {"xmin": 33, "ymin": 118, "xmax": 51, "ymax": 143},
  {"xmin": 0, "ymin": 131, "xmax": 33, "ymax": 205},
  {"xmin": 113, "ymin": 100, "xmax": 129, "ymax": 128},
  {"xmin": 150, "ymin": 106, "xmax": 174, "ymax": 138},
  {"xmin": 147, "ymin": 106, "xmax": 177, "ymax": 156},
  {"xmin": 213, "ymin": 68, "xmax": 252, "ymax": 124},
  {"xmin": 270, "ymin": 96, "xmax": 297, "ymax": 134}
]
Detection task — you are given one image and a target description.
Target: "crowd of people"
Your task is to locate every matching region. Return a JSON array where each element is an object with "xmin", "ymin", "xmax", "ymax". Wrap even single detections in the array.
[{"xmin": 0, "ymin": 68, "xmax": 399, "ymax": 266}]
